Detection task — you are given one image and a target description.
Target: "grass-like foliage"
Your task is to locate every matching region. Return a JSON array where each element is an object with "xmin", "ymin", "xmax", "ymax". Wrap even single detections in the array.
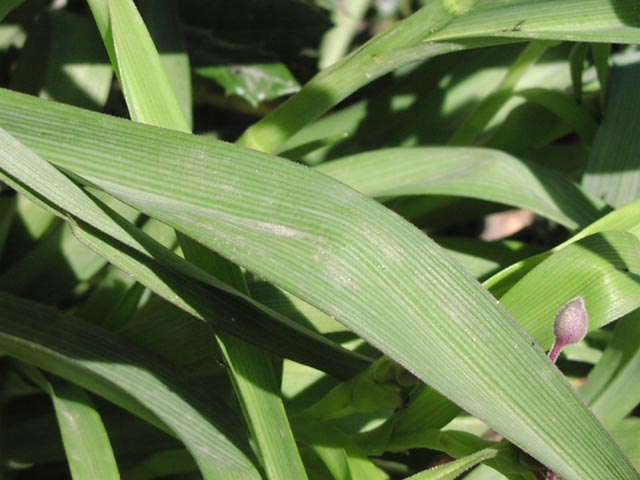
[{"xmin": 1, "ymin": 1, "xmax": 640, "ymax": 479}]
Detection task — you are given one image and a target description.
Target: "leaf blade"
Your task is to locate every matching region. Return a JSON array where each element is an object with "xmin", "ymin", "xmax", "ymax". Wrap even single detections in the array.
[
  {"xmin": 0, "ymin": 292, "xmax": 261, "ymax": 480},
  {"xmin": 0, "ymin": 89, "xmax": 637, "ymax": 479}
]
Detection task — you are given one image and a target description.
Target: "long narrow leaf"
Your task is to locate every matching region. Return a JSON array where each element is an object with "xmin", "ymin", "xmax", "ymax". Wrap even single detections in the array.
[
  {"xmin": 98, "ymin": 2, "xmax": 309, "ymax": 476},
  {"xmin": 107, "ymin": 0, "xmax": 188, "ymax": 131},
  {"xmin": 485, "ymin": 196, "xmax": 640, "ymax": 295},
  {"xmin": 0, "ymin": 89, "xmax": 637, "ymax": 479},
  {"xmin": 0, "ymin": 124, "xmax": 369, "ymax": 378},
  {"xmin": 500, "ymin": 231, "xmax": 640, "ymax": 348},
  {"xmin": 316, "ymin": 147, "xmax": 604, "ymax": 230},
  {"xmin": 429, "ymin": 0, "xmax": 640, "ymax": 44},
  {"xmin": 580, "ymin": 312, "xmax": 640, "ymax": 427},
  {"xmin": 237, "ymin": 0, "xmax": 481, "ymax": 152},
  {"xmin": 240, "ymin": 0, "xmax": 640, "ymax": 153},
  {"xmin": 0, "ymin": 292, "xmax": 261, "ymax": 479},
  {"xmin": 583, "ymin": 57, "xmax": 640, "ymax": 207},
  {"xmin": 18, "ymin": 366, "xmax": 121, "ymax": 480},
  {"xmin": 405, "ymin": 448, "xmax": 497, "ymax": 480}
]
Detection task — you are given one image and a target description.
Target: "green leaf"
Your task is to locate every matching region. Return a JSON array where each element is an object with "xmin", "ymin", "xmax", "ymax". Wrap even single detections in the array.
[
  {"xmin": 0, "ymin": 222, "xmax": 105, "ymax": 302},
  {"xmin": 500, "ymin": 231, "xmax": 640, "ymax": 349},
  {"xmin": 357, "ymin": 387, "xmax": 464, "ymax": 455},
  {"xmin": 429, "ymin": 0, "xmax": 640, "ymax": 44},
  {"xmin": 107, "ymin": 0, "xmax": 189, "ymax": 131},
  {"xmin": 240, "ymin": 0, "xmax": 640, "ymax": 153},
  {"xmin": 14, "ymin": 193, "xmax": 57, "ymax": 241},
  {"xmin": 0, "ymin": 0, "xmax": 24, "ymax": 23},
  {"xmin": 102, "ymin": 2, "xmax": 309, "ymax": 476},
  {"xmin": 215, "ymin": 331, "xmax": 309, "ymax": 480},
  {"xmin": 569, "ymin": 43, "xmax": 589, "ymax": 103},
  {"xmin": 405, "ymin": 448, "xmax": 497, "ymax": 480},
  {"xmin": 591, "ymin": 42, "xmax": 612, "ymax": 109},
  {"xmin": 484, "ymin": 195, "xmax": 640, "ymax": 296},
  {"xmin": 449, "ymin": 41, "xmax": 552, "ymax": 145},
  {"xmin": 384, "ymin": 429, "xmax": 532, "ymax": 476},
  {"xmin": 303, "ymin": 357, "xmax": 410, "ymax": 422},
  {"xmin": 0, "ymin": 123, "xmax": 367, "ymax": 378},
  {"xmin": 318, "ymin": 0, "xmax": 371, "ymax": 70},
  {"xmin": 196, "ymin": 63, "xmax": 300, "ymax": 107},
  {"xmin": 280, "ymin": 44, "xmax": 531, "ymax": 161},
  {"xmin": 316, "ymin": 147, "xmax": 604, "ymax": 230},
  {"xmin": 18, "ymin": 366, "xmax": 121, "ymax": 480},
  {"xmin": 10, "ymin": 11, "xmax": 112, "ymax": 110},
  {"xmin": 583, "ymin": 57, "xmax": 640, "ymax": 207},
  {"xmin": 293, "ymin": 416, "xmax": 385, "ymax": 480},
  {"xmin": 77, "ymin": 218, "xmax": 175, "ymax": 329},
  {"xmin": 0, "ymin": 292, "xmax": 261, "ymax": 479},
  {"xmin": 463, "ymin": 464, "xmax": 509, "ymax": 480},
  {"xmin": 119, "ymin": 296, "xmax": 222, "ymax": 369},
  {"xmin": 515, "ymin": 87, "xmax": 599, "ymax": 143},
  {"xmin": 238, "ymin": 0, "xmax": 482, "ymax": 152},
  {"xmin": 124, "ymin": 449, "xmax": 197, "ymax": 480},
  {"xmin": 1, "ymin": 401, "xmax": 180, "ymax": 467},
  {"xmin": 580, "ymin": 311, "xmax": 640, "ymax": 427},
  {"xmin": 41, "ymin": 11, "xmax": 112, "ymax": 110},
  {"xmin": 436, "ymin": 237, "xmax": 543, "ymax": 281},
  {"xmin": 612, "ymin": 419, "xmax": 640, "ymax": 470},
  {"xmin": 1, "ymin": 89, "xmax": 637, "ymax": 479},
  {"xmin": 0, "ymin": 195, "xmax": 16, "ymax": 258},
  {"xmin": 138, "ymin": 0, "xmax": 193, "ymax": 128}
]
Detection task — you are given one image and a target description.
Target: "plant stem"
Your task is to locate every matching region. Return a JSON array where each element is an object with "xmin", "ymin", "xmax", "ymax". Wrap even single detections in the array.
[{"xmin": 548, "ymin": 341, "xmax": 564, "ymax": 363}]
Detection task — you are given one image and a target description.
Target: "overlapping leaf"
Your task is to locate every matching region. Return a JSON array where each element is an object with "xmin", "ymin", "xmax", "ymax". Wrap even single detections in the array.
[
  {"xmin": 0, "ymin": 291, "xmax": 261, "ymax": 479},
  {"xmin": 0, "ymin": 89, "xmax": 637, "ymax": 479},
  {"xmin": 316, "ymin": 147, "xmax": 604, "ymax": 230}
]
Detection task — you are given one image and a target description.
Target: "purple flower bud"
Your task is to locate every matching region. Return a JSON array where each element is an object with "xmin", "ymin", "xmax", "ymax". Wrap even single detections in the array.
[{"xmin": 549, "ymin": 297, "xmax": 589, "ymax": 363}]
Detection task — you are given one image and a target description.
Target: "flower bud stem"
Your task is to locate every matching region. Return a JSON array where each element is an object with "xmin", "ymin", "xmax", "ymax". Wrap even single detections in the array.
[
  {"xmin": 548, "ymin": 342, "xmax": 563, "ymax": 363},
  {"xmin": 544, "ymin": 297, "xmax": 589, "ymax": 480}
]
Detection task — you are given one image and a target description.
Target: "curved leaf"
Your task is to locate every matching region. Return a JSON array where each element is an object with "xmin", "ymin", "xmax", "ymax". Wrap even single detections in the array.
[
  {"xmin": 240, "ymin": 0, "xmax": 640, "ymax": 153},
  {"xmin": 405, "ymin": 448, "xmax": 497, "ymax": 480},
  {"xmin": 580, "ymin": 312, "xmax": 640, "ymax": 427},
  {"xmin": 17, "ymin": 367, "xmax": 121, "ymax": 480},
  {"xmin": 0, "ymin": 89, "xmax": 637, "ymax": 479},
  {"xmin": 0, "ymin": 125, "xmax": 368, "ymax": 378},
  {"xmin": 500, "ymin": 231, "xmax": 640, "ymax": 348},
  {"xmin": 430, "ymin": 0, "xmax": 640, "ymax": 44},
  {"xmin": 0, "ymin": 292, "xmax": 261, "ymax": 480},
  {"xmin": 103, "ymin": 0, "xmax": 309, "ymax": 475},
  {"xmin": 316, "ymin": 147, "xmax": 603, "ymax": 230}
]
